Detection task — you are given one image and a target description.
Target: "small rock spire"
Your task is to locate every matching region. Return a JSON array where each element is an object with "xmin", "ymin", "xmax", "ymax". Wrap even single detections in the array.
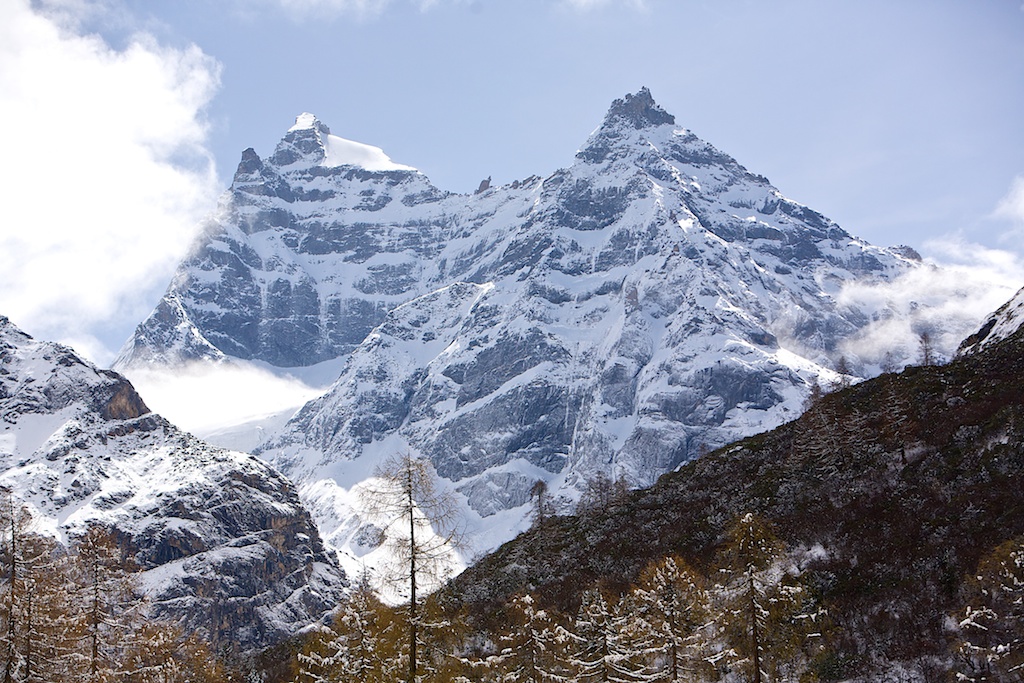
[{"xmin": 603, "ymin": 87, "xmax": 675, "ymax": 130}]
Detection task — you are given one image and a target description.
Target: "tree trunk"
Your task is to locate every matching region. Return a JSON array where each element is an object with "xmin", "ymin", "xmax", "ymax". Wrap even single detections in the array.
[
  {"xmin": 408, "ymin": 471, "xmax": 417, "ymax": 683},
  {"xmin": 749, "ymin": 569, "xmax": 762, "ymax": 683}
]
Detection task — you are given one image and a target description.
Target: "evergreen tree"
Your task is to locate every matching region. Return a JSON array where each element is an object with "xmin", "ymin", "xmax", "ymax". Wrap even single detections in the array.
[
  {"xmin": 486, "ymin": 593, "xmax": 572, "ymax": 683},
  {"xmin": 359, "ymin": 452, "xmax": 462, "ymax": 683},
  {"xmin": 122, "ymin": 621, "xmax": 226, "ymax": 682},
  {"xmin": 578, "ymin": 474, "xmax": 630, "ymax": 514},
  {"xmin": 296, "ymin": 571, "xmax": 397, "ymax": 683},
  {"xmin": 714, "ymin": 513, "xmax": 818, "ymax": 683},
  {"xmin": 568, "ymin": 589, "xmax": 636, "ymax": 683},
  {"xmin": 18, "ymin": 534, "xmax": 72, "ymax": 683},
  {"xmin": 69, "ymin": 524, "xmax": 138, "ymax": 682},
  {"xmin": 0, "ymin": 491, "xmax": 26, "ymax": 683},
  {"xmin": 628, "ymin": 556, "xmax": 713, "ymax": 683},
  {"xmin": 530, "ymin": 481, "xmax": 554, "ymax": 528}
]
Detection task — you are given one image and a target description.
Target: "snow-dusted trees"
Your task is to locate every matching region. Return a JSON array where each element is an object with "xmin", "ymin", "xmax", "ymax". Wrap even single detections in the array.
[
  {"xmin": 713, "ymin": 513, "xmax": 821, "ymax": 683},
  {"xmin": 627, "ymin": 556, "xmax": 714, "ymax": 683},
  {"xmin": 481, "ymin": 593, "xmax": 572, "ymax": 683},
  {"xmin": 530, "ymin": 481, "xmax": 555, "ymax": 527},
  {"xmin": 120, "ymin": 622, "xmax": 225, "ymax": 683},
  {"xmin": 1, "ymin": 490, "xmax": 30, "ymax": 683},
  {"xmin": 71, "ymin": 525, "xmax": 139, "ymax": 681},
  {"xmin": 567, "ymin": 588, "xmax": 638, "ymax": 683},
  {"xmin": 0, "ymin": 491, "xmax": 74, "ymax": 683},
  {"xmin": 578, "ymin": 473, "xmax": 630, "ymax": 514},
  {"xmin": 954, "ymin": 536, "xmax": 1024, "ymax": 681},
  {"xmin": 0, "ymin": 494, "xmax": 229, "ymax": 683},
  {"xmin": 296, "ymin": 571, "xmax": 399, "ymax": 683},
  {"xmin": 359, "ymin": 452, "xmax": 462, "ymax": 683},
  {"xmin": 15, "ymin": 534, "xmax": 68, "ymax": 683},
  {"xmin": 0, "ymin": 492, "xmax": 54, "ymax": 683}
]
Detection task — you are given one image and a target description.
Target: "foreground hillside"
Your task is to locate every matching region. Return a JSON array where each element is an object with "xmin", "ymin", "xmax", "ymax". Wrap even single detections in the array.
[{"xmin": 438, "ymin": 291, "xmax": 1024, "ymax": 680}]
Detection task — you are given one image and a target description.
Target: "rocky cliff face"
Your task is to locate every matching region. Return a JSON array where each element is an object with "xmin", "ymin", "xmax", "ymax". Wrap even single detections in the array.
[
  {"xmin": 120, "ymin": 89, "xmax": 923, "ymax": 569},
  {"xmin": 0, "ymin": 316, "xmax": 346, "ymax": 651}
]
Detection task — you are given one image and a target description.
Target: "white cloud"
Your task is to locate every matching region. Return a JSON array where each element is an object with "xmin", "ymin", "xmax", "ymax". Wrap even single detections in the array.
[
  {"xmin": 125, "ymin": 361, "xmax": 328, "ymax": 439},
  {"xmin": 837, "ymin": 239, "xmax": 1024, "ymax": 371},
  {"xmin": 994, "ymin": 175, "xmax": 1024, "ymax": 225},
  {"xmin": 0, "ymin": 0, "xmax": 220, "ymax": 364}
]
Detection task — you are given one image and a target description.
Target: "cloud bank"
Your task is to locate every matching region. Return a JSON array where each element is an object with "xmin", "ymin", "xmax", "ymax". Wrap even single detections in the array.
[
  {"xmin": 0, "ymin": 0, "xmax": 221, "ymax": 363},
  {"xmin": 995, "ymin": 175, "xmax": 1024, "ymax": 230},
  {"xmin": 838, "ymin": 239, "xmax": 1024, "ymax": 372},
  {"xmin": 125, "ymin": 361, "xmax": 332, "ymax": 442}
]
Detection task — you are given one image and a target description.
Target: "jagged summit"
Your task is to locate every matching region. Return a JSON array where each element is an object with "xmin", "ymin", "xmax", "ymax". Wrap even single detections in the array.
[
  {"xmin": 603, "ymin": 87, "xmax": 676, "ymax": 130},
  {"xmin": 289, "ymin": 111, "xmax": 330, "ymax": 133},
  {"xmin": 121, "ymin": 89, "xmax": 932, "ymax": 573}
]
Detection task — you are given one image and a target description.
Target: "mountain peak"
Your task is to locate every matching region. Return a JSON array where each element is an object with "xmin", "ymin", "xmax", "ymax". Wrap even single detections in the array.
[
  {"xmin": 289, "ymin": 112, "xmax": 330, "ymax": 135},
  {"xmin": 577, "ymin": 88, "xmax": 679, "ymax": 164},
  {"xmin": 958, "ymin": 285, "xmax": 1024, "ymax": 356},
  {"xmin": 268, "ymin": 112, "xmax": 416, "ymax": 172},
  {"xmin": 603, "ymin": 87, "xmax": 675, "ymax": 130}
]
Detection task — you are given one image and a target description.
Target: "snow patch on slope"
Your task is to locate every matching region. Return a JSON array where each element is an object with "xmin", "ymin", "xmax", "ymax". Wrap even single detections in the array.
[{"xmin": 289, "ymin": 112, "xmax": 415, "ymax": 171}]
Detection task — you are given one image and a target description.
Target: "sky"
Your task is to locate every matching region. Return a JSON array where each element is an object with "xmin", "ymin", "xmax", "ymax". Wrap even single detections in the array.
[{"xmin": 2, "ymin": 0, "xmax": 1024, "ymax": 368}]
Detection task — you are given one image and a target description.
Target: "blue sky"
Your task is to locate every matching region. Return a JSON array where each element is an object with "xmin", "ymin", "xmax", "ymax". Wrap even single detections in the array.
[{"xmin": 2, "ymin": 0, "xmax": 1023, "ymax": 363}]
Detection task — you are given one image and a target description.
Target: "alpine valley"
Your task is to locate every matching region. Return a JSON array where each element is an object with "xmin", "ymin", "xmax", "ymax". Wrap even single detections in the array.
[{"xmin": 117, "ymin": 89, "xmax": 952, "ymax": 579}]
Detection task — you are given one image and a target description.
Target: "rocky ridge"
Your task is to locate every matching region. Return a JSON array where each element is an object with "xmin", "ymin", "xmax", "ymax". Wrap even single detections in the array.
[{"xmin": 0, "ymin": 316, "xmax": 346, "ymax": 651}]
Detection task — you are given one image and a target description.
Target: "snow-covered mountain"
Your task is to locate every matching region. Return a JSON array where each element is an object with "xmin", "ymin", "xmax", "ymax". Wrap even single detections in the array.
[
  {"xmin": 119, "ymin": 89, "xmax": 926, "ymax": 571},
  {"xmin": 0, "ymin": 316, "xmax": 346, "ymax": 650}
]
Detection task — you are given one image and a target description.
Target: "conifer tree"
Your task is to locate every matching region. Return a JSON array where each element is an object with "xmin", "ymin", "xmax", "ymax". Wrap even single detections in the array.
[
  {"xmin": 530, "ymin": 481, "xmax": 554, "ymax": 528},
  {"xmin": 359, "ymin": 452, "xmax": 462, "ymax": 683},
  {"xmin": 628, "ymin": 556, "xmax": 713, "ymax": 683},
  {"xmin": 568, "ymin": 588, "xmax": 636, "ymax": 683},
  {"xmin": 485, "ymin": 593, "xmax": 572, "ymax": 683},
  {"xmin": 69, "ymin": 524, "xmax": 138, "ymax": 681},
  {"xmin": 18, "ymin": 533, "xmax": 72, "ymax": 683},
  {"xmin": 0, "ymin": 490, "xmax": 34, "ymax": 683},
  {"xmin": 714, "ymin": 513, "xmax": 817, "ymax": 683},
  {"xmin": 296, "ymin": 570, "xmax": 397, "ymax": 683},
  {"xmin": 122, "ymin": 621, "xmax": 226, "ymax": 683}
]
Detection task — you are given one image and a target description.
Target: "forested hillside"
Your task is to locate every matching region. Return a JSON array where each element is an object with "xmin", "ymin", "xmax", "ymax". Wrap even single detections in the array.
[
  {"xmin": 286, "ymin": 305, "xmax": 1024, "ymax": 682},
  {"xmin": 444, "ymin": 308, "xmax": 1024, "ymax": 679}
]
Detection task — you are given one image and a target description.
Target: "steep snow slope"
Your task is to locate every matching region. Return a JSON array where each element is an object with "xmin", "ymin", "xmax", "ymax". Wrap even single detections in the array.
[
  {"xmin": 0, "ymin": 316, "xmax": 346, "ymax": 650},
  {"xmin": 958, "ymin": 284, "xmax": 1024, "ymax": 356},
  {"xmin": 120, "ymin": 89, "xmax": 925, "ymax": 572}
]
